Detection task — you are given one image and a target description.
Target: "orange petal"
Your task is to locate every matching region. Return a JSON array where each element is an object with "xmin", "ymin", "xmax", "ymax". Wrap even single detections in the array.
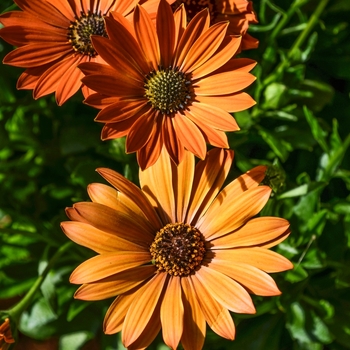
[
  {"xmin": 122, "ymin": 272, "xmax": 167, "ymax": 347},
  {"xmin": 17, "ymin": 64, "xmax": 51, "ymax": 90},
  {"xmin": 173, "ymin": 9, "xmax": 209, "ymax": 68},
  {"xmin": 73, "ymin": 202, "xmax": 155, "ymax": 246},
  {"xmin": 180, "ymin": 22, "xmax": 228, "ymax": 73},
  {"xmin": 196, "ymin": 92, "xmax": 256, "ymax": 112},
  {"xmin": 84, "ymin": 93, "xmax": 121, "ymax": 109},
  {"xmin": 194, "ymin": 71, "xmax": 256, "ymax": 95},
  {"xmin": 133, "ymin": 4, "xmax": 160, "ymax": 71},
  {"xmin": 173, "ymin": 5, "xmax": 187, "ymax": 50},
  {"xmin": 195, "ymin": 266, "xmax": 256, "ymax": 313},
  {"xmin": 61, "ymin": 221, "xmax": 146, "ymax": 254},
  {"xmin": 108, "ymin": 0, "xmax": 138, "ymax": 16},
  {"xmin": 186, "ymin": 148, "xmax": 233, "ymax": 224},
  {"xmin": 188, "ymin": 274, "xmax": 236, "ymax": 339},
  {"xmin": 206, "ymin": 259, "xmax": 281, "ymax": 296},
  {"xmin": 157, "ymin": 0, "xmax": 175, "ymax": 68},
  {"xmin": 74, "ymin": 265, "xmax": 156, "ymax": 300},
  {"xmin": 215, "ymin": 57, "xmax": 257, "ymax": 74},
  {"xmin": 160, "ymin": 276, "xmax": 184, "ymax": 349},
  {"xmin": 163, "ymin": 115, "xmax": 185, "ymax": 166},
  {"xmin": 210, "ymin": 216, "xmax": 289, "ymax": 248},
  {"xmin": 191, "ymin": 36, "xmax": 242, "ymax": 80},
  {"xmin": 181, "ymin": 278, "xmax": 206, "ymax": 350},
  {"xmin": 198, "ymin": 186, "xmax": 272, "ymax": 240},
  {"xmin": 70, "ymin": 252, "xmax": 151, "ymax": 284},
  {"xmin": 97, "ymin": 167, "xmax": 162, "ymax": 228},
  {"xmin": 46, "ymin": 0, "xmax": 75, "ymax": 21},
  {"xmin": 263, "ymin": 229, "xmax": 291, "ymax": 248},
  {"xmin": 172, "ymin": 114, "xmax": 207, "ymax": 160},
  {"xmin": 139, "ymin": 146, "xmax": 175, "ymax": 224},
  {"xmin": 209, "ymin": 247, "xmax": 293, "ymax": 273}
]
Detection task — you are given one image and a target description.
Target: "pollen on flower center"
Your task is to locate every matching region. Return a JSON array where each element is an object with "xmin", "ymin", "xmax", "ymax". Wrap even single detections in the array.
[
  {"xmin": 68, "ymin": 11, "xmax": 107, "ymax": 57},
  {"xmin": 150, "ymin": 223, "xmax": 206, "ymax": 276},
  {"xmin": 144, "ymin": 67, "xmax": 192, "ymax": 114}
]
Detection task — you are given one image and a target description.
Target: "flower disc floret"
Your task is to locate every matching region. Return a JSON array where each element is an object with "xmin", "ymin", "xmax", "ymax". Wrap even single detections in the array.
[
  {"xmin": 150, "ymin": 223, "xmax": 206, "ymax": 276},
  {"xmin": 144, "ymin": 68, "xmax": 192, "ymax": 114},
  {"xmin": 68, "ymin": 11, "xmax": 107, "ymax": 57}
]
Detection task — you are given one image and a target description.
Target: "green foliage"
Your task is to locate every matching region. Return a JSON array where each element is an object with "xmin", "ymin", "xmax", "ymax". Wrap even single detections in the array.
[{"xmin": 1, "ymin": 0, "xmax": 350, "ymax": 348}]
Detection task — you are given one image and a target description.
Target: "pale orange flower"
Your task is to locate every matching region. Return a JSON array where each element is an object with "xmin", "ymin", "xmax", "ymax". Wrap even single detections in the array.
[
  {"xmin": 0, "ymin": 318, "xmax": 15, "ymax": 350},
  {"xmin": 171, "ymin": 0, "xmax": 259, "ymax": 51},
  {"xmin": 79, "ymin": 0, "xmax": 257, "ymax": 169},
  {"xmin": 0, "ymin": 0, "xmax": 163, "ymax": 105},
  {"xmin": 61, "ymin": 148, "xmax": 292, "ymax": 349}
]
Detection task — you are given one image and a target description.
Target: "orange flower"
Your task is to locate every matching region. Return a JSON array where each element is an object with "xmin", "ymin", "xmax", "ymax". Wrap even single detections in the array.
[
  {"xmin": 171, "ymin": 0, "xmax": 259, "ymax": 51},
  {"xmin": 79, "ymin": 0, "xmax": 257, "ymax": 169},
  {"xmin": 61, "ymin": 148, "xmax": 292, "ymax": 349},
  {"xmin": 0, "ymin": 318, "xmax": 15, "ymax": 350},
  {"xmin": 0, "ymin": 0, "xmax": 162, "ymax": 105}
]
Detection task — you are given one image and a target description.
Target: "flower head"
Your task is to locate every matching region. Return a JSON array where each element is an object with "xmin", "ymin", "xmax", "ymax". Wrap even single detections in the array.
[
  {"xmin": 79, "ymin": 0, "xmax": 257, "ymax": 169},
  {"xmin": 0, "ymin": 318, "xmax": 15, "ymax": 350},
  {"xmin": 171, "ymin": 0, "xmax": 259, "ymax": 51},
  {"xmin": 0, "ymin": 0, "xmax": 161, "ymax": 105},
  {"xmin": 61, "ymin": 148, "xmax": 292, "ymax": 349}
]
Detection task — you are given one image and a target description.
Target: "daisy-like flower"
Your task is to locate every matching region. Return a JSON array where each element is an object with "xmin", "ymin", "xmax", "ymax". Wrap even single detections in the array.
[
  {"xmin": 171, "ymin": 0, "xmax": 259, "ymax": 51},
  {"xmin": 79, "ymin": 0, "xmax": 257, "ymax": 169},
  {"xmin": 61, "ymin": 148, "xmax": 293, "ymax": 350},
  {"xmin": 0, "ymin": 0, "xmax": 163, "ymax": 105},
  {"xmin": 0, "ymin": 318, "xmax": 15, "ymax": 350}
]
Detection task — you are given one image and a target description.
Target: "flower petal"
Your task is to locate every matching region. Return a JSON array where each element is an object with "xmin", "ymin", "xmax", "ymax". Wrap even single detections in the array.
[
  {"xmin": 210, "ymin": 217, "xmax": 291, "ymax": 249},
  {"xmin": 198, "ymin": 186, "xmax": 272, "ymax": 240},
  {"xmin": 195, "ymin": 266, "xmax": 255, "ymax": 313},
  {"xmin": 122, "ymin": 272, "xmax": 167, "ymax": 347},
  {"xmin": 70, "ymin": 252, "xmax": 151, "ymax": 284},
  {"xmin": 61, "ymin": 221, "xmax": 146, "ymax": 254},
  {"xmin": 189, "ymin": 274, "xmax": 236, "ymax": 339},
  {"xmin": 160, "ymin": 276, "xmax": 184, "ymax": 349}
]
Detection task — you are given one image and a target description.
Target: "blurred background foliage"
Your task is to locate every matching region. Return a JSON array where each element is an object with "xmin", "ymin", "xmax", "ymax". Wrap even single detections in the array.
[{"xmin": 0, "ymin": 0, "xmax": 350, "ymax": 349}]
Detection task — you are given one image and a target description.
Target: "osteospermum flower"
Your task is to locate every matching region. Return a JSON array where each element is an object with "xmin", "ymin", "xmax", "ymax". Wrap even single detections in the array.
[
  {"xmin": 79, "ymin": 0, "xmax": 257, "ymax": 169},
  {"xmin": 0, "ymin": 318, "xmax": 15, "ymax": 350},
  {"xmin": 0, "ymin": 0, "xmax": 162, "ymax": 105},
  {"xmin": 171, "ymin": 0, "xmax": 259, "ymax": 51},
  {"xmin": 61, "ymin": 148, "xmax": 293, "ymax": 349}
]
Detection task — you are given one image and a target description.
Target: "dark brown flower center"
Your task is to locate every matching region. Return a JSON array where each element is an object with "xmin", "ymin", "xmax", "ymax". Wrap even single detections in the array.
[
  {"xmin": 68, "ymin": 11, "xmax": 107, "ymax": 57},
  {"xmin": 150, "ymin": 223, "xmax": 206, "ymax": 276},
  {"xmin": 171, "ymin": 0, "xmax": 217, "ymax": 23},
  {"xmin": 144, "ymin": 67, "xmax": 192, "ymax": 114}
]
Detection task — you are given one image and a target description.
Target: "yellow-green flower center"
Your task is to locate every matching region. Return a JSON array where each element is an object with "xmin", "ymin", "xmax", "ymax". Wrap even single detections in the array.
[
  {"xmin": 144, "ymin": 68, "xmax": 192, "ymax": 114},
  {"xmin": 68, "ymin": 11, "xmax": 107, "ymax": 57},
  {"xmin": 150, "ymin": 223, "xmax": 206, "ymax": 276}
]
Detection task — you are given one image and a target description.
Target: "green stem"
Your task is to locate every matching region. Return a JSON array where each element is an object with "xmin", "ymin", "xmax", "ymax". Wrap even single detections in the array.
[
  {"xmin": 263, "ymin": 0, "xmax": 330, "ymax": 86},
  {"xmin": 8, "ymin": 241, "xmax": 73, "ymax": 322}
]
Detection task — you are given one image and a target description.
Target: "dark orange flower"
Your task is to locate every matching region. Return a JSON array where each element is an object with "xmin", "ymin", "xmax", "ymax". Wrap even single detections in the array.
[
  {"xmin": 0, "ymin": 318, "xmax": 15, "ymax": 350},
  {"xmin": 61, "ymin": 148, "xmax": 292, "ymax": 349},
  {"xmin": 171, "ymin": 0, "xmax": 259, "ymax": 51},
  {"xmin": 0, "ymin": 0, "xmax": 162, "ymax": 105},
  {"xmin": 79, "ymin": 0, "xmax": 257, "ymax": 169}
]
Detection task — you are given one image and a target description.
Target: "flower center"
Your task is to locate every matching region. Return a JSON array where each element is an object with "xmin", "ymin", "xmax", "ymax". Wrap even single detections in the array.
[
  {"xmin": 144, "ymin": 67, "xmax": 192, "ymax": 114},
  {"xmin": 68, "ymin": 11, "xmax": 107, "ymax": 57},
  {"xmin": 150, "ymin": 223, "xmax": 206, "ymax": 276},
  {"xmin": 171, "ymin": 0, "xmax": 217, "ymax": 22}
]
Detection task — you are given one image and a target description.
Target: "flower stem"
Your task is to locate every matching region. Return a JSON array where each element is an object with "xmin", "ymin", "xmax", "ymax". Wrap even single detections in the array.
[
  {"xmin": 263, "ymin": 0, "xmax": 330, "ymax": 86},
  {"xmin": 8, "ymin": 241, "xmax": 73, "ymax": 322}
]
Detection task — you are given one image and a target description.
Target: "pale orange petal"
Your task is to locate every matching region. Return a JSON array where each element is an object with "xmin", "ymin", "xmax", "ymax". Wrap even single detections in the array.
[
  {"xmin": 186, "ymin": 148, "xmax": 233, "ymax": 224},
  {"xmin": 74, "ymin": 265, "xmax": 156, "ymax": 300},
  {"xmin": 160, "ymin": 276, "xmax": 184, "ymax": 349},
  {"xmin": 139, "ymin": 147, "xmax": 175, "ymax": 224},
  {"xmin": 198, "ymin": 186, "xmax": 272, "ymax": 240},
  {"xmin": 181, "ymin": 278, "xmax": 206, "ymax": 350},
  {"xmin": 188, "ymin": 274, "xmax": 236, "ymax": 339},
  {"xmin": 195, "ymin": 266, "xmax": 255, "ymax": 314},
  {"xmin": 61, "ymin": 221, "xmax": 146, "ymax": 254},
  {"xmin": 122, "ymin": 272, "xmax": 167, "ymax": 347},
  {"xmin": 210, "ymin": 217, "xmax": 290, "ymax": 249},
  {"xmin": 208, "ymin": 247, "xmax": 294, "ymax": 273},
  {"xmin": 70, "ymin": 252, "xmax": 151, "ymax": 284},
  {"xmin": 206, "ymin": 260, "xmax": 281, "ymax": 296},
  {"xmin": 133, "ymin": 4, "xmax": 160, "ymax": 71}
]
